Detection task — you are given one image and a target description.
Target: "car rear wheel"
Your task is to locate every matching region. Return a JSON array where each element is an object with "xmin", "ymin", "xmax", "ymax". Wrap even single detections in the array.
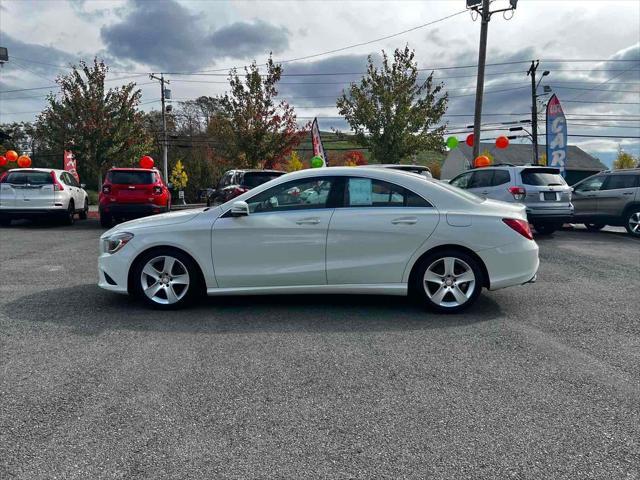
[
  {"xmin": 533, "ymin": 223, "xmax": 558, "ymax": 235},
  {"xmin": 414, "ymin": 250, "xmax": 483, "ymax": 313},
  {"xmin": 132, "ymin": 250, "xmax": 202, "ymax": 309},
  {"xmin": 79, "ymin": 198, "xmax": 89, "ymax": 220},
  {"xmin": 100, "ymin": 213, "xmax": 112, "ymax": 228},
  {"xmin": 63, "ymin": 201, "xmax": 75, "ymax": 225},
  {"xmin": 585, "ymin": 223, "xmax": 605, "ymax": 232},
  {"xmin": 625, "ymin": 209, "xmax": 640, "ymax": 237}
]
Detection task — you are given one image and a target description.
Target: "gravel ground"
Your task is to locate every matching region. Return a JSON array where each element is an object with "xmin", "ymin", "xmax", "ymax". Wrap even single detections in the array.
[{"xmin": 1, "ymin": 219, "xmax": 639, "ymax": 479}]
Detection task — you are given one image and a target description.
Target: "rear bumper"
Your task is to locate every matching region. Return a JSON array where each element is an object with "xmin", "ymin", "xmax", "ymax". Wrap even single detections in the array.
[
  {"xmin": 0, "ymin": 206, "xmax": 66, "ymax": 217},
  {"xmin": 477, "ymin": 239, "xmax": 540, "ymax": 291},
  {"xmin": 526, "ymin": 206, "xmax": 573, "ymax": 224},
  {"xmin": 100, "ymin": 203, "xmax": 168, "ymax": 218}
]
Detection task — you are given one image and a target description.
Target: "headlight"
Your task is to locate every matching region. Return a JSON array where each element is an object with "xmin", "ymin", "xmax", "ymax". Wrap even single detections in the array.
[{"xmin": 103, "ymin": 232, "xmax": 134, "ymax": 254}]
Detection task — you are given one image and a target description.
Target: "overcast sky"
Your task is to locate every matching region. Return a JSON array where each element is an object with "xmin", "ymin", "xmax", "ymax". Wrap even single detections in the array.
[{"xmin": 1, "ymin": 0, "xmax": 639, "ymax": 165}]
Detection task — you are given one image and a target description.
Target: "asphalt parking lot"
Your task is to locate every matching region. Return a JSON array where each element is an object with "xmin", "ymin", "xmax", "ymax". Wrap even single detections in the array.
[{"xmin": 1, "ymin": 218, "xmax": 639, "ymax": 479}]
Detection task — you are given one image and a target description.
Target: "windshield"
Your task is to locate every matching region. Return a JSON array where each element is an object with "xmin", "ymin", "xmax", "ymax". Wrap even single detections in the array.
[
  {"xmin": 4, "ymin": 171, "xmax": 53, "ymax": 185},
  {"xmin": 521, "ymin": 169, "xmax": 566, "ymax": 186},
  {"xmin": 434, "ymin": 179, "xmax": 485, "ymax": 203},
  {"xmin": 107, "ymin": 170, "xmax": 156, "ymax": 185},
  {"xmin": 242, "ymin": 172, "xmax": 283, "ymax": 188}
]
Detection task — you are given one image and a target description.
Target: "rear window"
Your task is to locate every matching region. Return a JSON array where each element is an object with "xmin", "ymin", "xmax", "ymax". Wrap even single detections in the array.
[
  {"xmin": 521, "ymin": 169, "xmax": 566, "ymax": 186},
  {"xmin": 242, "ymin": 172, "xmax": 283, "ymax": 188},
  {"xmin": 107, "ymin": 170, "xmax": 155, "ymax": 185},
  {"xmin": 4, "ymin": 171, "xmax": 53, "ymax": 185}
]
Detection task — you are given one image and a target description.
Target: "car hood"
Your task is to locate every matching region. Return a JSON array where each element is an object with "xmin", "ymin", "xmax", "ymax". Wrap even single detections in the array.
[{"xmin": 101, "ymin": 208, "xmax": 206, "ymax": 237}]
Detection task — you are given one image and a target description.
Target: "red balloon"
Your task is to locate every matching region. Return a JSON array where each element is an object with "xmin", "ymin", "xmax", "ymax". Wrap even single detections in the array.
[
  {"xmin": 0, "ymin": 155, "xmax": 7, "ymax": 167},
  {"xmin": 139, "ymin": 155, "xmax": 154, "ymax": 169},
  {"xmin": 17, "ymin": 155, "xmax": 32, "ymax": 168},
  {"xmin": 5, "ymin": 150, "xmax": 18, "ymax": 162},
  {"xmin": 465, "ymin": 134, "xmax": 474, "ymax": 147},
  {"xmin": 474, "ymin": 155, "xmax": 491, "ymax": 168},
  {"xmin": 496, "ymin": 136, "xmax": 509, "ymax": 149}
]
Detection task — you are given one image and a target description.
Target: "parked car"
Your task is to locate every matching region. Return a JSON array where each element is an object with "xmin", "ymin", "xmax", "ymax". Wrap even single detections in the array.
[
  {"xmin": 98, "ymin": 167, "xmax": 539, "ymax": 312},
  {"xmin": 99, "ymin": 168, "xmax": 171, "ymax": 228},
  {"xmin": 449, "ymin": 165, "xmax": 573, "ymax": 234},
  {"xmin": 206, "ymin": 169, "xmax": 285, "ymax": 206},
  {"xmin": 571, "ymin": 168, "xmax": 640, "ymax": 237},
  {"xmin": 366, "ymin": 164, "xmax": 433, "ymax": 178},
  {"xmin": 0, "ymin": 168, "xmax": 88, "ymax": 226}
]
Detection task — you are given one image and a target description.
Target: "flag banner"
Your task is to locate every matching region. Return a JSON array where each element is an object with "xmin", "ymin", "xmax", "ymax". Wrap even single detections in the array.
[
  {"xmin": 310, "ymin": 118, "xmax": 327, "ymax": 166},
  {"xmin": 64, "ymin": 150, "xmax": 79, "ymax": 182},
  {"xmin": 546, "ymin": 94, "xmax": 567, "ymax": 177}
]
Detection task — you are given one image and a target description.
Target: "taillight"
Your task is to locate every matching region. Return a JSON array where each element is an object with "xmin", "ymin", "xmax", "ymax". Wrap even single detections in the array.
[
  {"xmin": 153, "ymin": 186, "xmax": 162, "ymax": 195},
  {"xmin": 102, "ymin": 184, "xmax": 111, "ymax": 194},
  {"xmin": 508, "ymin": 186, "xmax": 526, "ymax": 201},
  {"xmin": 502, "ymin": 218, "xmax": 533, "ymax": 240},
  {"xmin": 0, "ymin": 172, "xmax": 7, "ymax": 183},
  {"xmin": 51, "ymin": 171, "xmax": 64, "ymax": 191}
]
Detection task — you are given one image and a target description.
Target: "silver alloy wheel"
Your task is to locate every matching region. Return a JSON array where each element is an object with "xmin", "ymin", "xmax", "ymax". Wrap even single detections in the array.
[
  {"xmin": 629, "ymin": 212, "xmax": 640, "ymax": 234},
  {"xmin": 423, "ymin": 256, "xmax": 476, "ymax": 308},
  {"xmin": 140, "ymin": 255, "xmax": 190, "ymax": 305}
]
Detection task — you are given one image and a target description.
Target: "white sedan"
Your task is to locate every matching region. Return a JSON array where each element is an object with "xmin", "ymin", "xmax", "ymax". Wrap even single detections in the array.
[{"xmin": 98, "ymin": 167, "xmax": 538, "ymax": 313}]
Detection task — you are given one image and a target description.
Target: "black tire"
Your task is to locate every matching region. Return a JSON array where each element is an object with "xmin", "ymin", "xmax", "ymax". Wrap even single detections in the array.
[
  {"xmin": 584, "ymin": 223, "xmax": 605, "ymax": 232},
  {"xmin": 624, "ymin": 207, "xmax": 640, "ymax": 237},
  {"xmin": 100, "ymin": 212, "xmax": 112, "ymax": 228},
  {"xmin": 63, "ymin": 201, "xmax": 75, "ymax": 225},
  {"xmin": 79, "ymin": 198, "xmax": 89, "ymax": 220},
  {"xmin": 130, "ymin": 248, "xmax": 203, "ymax": 310},
  {"xmin": 533, "ymin": 223, "xmax": 558, "ymax": 235},
  {"xmin": 413, "ymin": 249, "xmax": 484, "ymax": 314}
]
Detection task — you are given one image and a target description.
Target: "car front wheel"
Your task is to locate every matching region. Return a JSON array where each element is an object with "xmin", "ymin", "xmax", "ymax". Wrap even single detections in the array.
[
  {"xmin": 79, "ymin": 198, "xmax": 89, "ymax": 220},
  {"xmin": 625, "ymin": 209, "xmax": 640, "ymax": 237},
  {"xmin": 414, "ymin": 250, "xmax": 483, "ymax": 313},
  {"xmin": 131, "ymin": 249, "xmax": 202, "ymax": 309}
]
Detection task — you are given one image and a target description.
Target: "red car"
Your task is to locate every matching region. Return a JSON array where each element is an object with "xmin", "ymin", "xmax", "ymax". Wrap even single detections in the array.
[{"xmin": 99, "ymin": 168, "xmax": 171, "ymax": 228}]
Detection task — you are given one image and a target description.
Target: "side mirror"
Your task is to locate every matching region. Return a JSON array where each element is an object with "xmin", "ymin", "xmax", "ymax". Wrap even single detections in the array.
[
  {"xmin": 80, "ymin": 183, "xmax": 86, "ymax": 189},
  {"xmin": 230, "ymin": 200, "xmax": 250, "ymax": 217}
]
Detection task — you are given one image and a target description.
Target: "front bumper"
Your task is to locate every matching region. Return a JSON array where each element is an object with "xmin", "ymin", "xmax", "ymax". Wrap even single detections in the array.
[{"xmin": 97, "ymin": 244, "xmax": 137, "ymax": 294}]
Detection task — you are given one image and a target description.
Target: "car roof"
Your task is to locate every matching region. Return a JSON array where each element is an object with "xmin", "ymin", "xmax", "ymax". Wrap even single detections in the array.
[
  {"xmin": 6, "ymin": 168, "xmax": 66, "ymax": 175},
  {"xmin": 108, "ymin": 167, "xmax": 157, "ymax": 172},
  {"xmin": 601, "ymin": 168, "xmax": 640, "ymax": 175}
]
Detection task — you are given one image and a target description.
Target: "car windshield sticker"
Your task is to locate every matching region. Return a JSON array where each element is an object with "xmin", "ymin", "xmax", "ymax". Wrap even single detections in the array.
[{"xmin": 349, "ymin": 178, "xmax": 373, "ymax": 206}]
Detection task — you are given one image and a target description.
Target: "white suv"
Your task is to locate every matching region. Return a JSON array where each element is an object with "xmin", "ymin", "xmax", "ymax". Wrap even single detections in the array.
[{"xmin": 0, "ymin": 168, "xmax": 89, "ymax": 226}]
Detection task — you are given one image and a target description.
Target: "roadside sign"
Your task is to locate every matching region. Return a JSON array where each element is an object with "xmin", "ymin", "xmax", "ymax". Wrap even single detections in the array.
[{"xmin": 546, "ymin": 94, "xmax": 568, "ymax": 177}]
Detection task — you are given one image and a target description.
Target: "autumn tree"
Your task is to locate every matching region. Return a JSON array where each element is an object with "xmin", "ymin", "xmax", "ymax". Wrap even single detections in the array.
[
  {"xmin": 613, "ymin": 147, "xmax": 638, "ymax": 169},
  {"xmin": 286, "ymin": 151, "xmax": 304, "ymax": 172},
  {"xmin": 343, "ymin": 150, "xmax": 367, "ymax": 166},
  {"xmin": 36, "ymin": 58, "xmax": 150, "ymax": 186},
  {"xmin": 337, "ymin": 46, "xmax": 448, "ymax": 164},
  {"xmin": 209, "ymin": 56, "xmax": 305, "ymax": 169}
]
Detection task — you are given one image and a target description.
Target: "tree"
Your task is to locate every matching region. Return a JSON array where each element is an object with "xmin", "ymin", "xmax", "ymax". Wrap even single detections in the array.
[
  {"xmin": 170, "ymin": 159, "xmax": 189, "ymax": 191},
  {"xmin": 209, "ymin": 56, "xmax": 306, "ymax": 169},
  {"xmin": 337, "ymin": 46, "xmax": 448, "ymax": 164},
  {"xmin": 613, "ymin": 147, "xmax": 638, "ymax": 169},
  {"xmin": 343, "ymin": 150, "xmax": 367, "ymax": 166},
  {"xmin": 36, "ymin": 58, "xmax": 151, "ymax": 186},
  {"xmin": 286, "ymin": 151, "xmax": 304, "ymax": 172}
]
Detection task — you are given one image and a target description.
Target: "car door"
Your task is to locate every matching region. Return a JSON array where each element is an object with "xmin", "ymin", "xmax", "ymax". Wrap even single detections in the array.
[
  {"xmin": 597, "ymin": 174, "xmax": 639, "ymax": 218},
  {"xmin": 326, "ymin": 176, "xmax": 439, "ymax": 285},
  {"xmin": 211, "ymin": 176, "xmax": 338, "ymax": 288},
  {"xmin": 477, "ymin": 169, "xmax": 512, "ymax": 201},
  {"xmin": 63, "ymin": 172, "xmax": 84, "ymax": 207},
  {"xmin": 466, "ymin": 170, "xmax": 495, "ymax": 199},
  {"xmin": 572, "ymin": 175, "xmax": 605, "ymax": 219}
]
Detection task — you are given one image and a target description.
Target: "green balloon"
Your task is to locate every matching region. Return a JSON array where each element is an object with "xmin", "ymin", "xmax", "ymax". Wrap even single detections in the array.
[
  {"xmin": 446, "ymin": 136, "xmax": 459, "ymax": 149},
  {"xmin": 311, "ymin": 156, "xmax": 324, "ymax": 168}
]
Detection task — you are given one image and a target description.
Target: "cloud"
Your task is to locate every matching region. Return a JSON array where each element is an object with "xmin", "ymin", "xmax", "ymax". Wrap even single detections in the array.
[{"xmin": 209, "ymin": 20, "xmax": 289, "ymax": 59}]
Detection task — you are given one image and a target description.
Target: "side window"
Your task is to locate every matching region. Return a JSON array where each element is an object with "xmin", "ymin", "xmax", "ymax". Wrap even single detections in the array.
[
  {"xmin": 450, "ymin": 172, "xmax": 472, "ymax": 189},
  {"xmin": 61, "ymin": 173, "xmax": 73, "ymax": 186},
  {"xmin": 469, "ymin": 170, "xmax": 494, "ymax": 189},
  {"xmin": 246, "ymin": 177, "xmax": 335, "ymax": 213},
  {"xmin": 345, "ymin": 178, "xmax": 432, "ymax": 208},
  {"xmin": 492, "ymin": 170, "xmax": 511, "ymax": 186},
  {"xmin": 574, "ymin": 176, "xmax": 605, "ymax": 192},
  {"xmin": 602, "ymin": 175, "xmax": 637, "ymax": 190}
]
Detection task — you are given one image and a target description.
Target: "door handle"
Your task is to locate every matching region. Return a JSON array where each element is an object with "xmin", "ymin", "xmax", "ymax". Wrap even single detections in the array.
[
  {"xmin": 391, "ymin": 217, "xmax": 418, "ymax": 225},
  {"xmin": 623, "ymin": 192, "xmax": 633, "ymax": 195},
  {"xmin": 295, "ymin": 218, "xmax": 320, "ymax": 225}
]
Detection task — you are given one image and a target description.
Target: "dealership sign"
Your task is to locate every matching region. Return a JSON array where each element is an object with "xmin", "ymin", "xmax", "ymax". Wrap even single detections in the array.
[
  {"xmin": 63, "ymin": 150, "xmax": 79, "ymax": 182},
  {"xmin": 546, "ymin": 94, "xmax": 567, "ymax": 177},
  {"xmin": 310, "ymin": 117, "xmax": 327, "ymax": 167}
]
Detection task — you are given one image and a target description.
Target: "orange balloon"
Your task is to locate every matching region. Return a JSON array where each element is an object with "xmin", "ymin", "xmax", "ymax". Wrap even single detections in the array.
[
  {"xmin": 0, "ymin": 155, "xmax": 7, "ymax": 167},
  {"xmin": 474, "ymin": 155, "xmax": 491, "ymax": 168},
  {"xmin": 496, "ymin": 136, "xmax": 509, "ymax": 149},
  {"xmin": 17, "ymin": 155, "xmax": 32, "ymax": 168},
  {"xmin": 5, "ymin": 150, "xmax": 18, "ymax": 162}
]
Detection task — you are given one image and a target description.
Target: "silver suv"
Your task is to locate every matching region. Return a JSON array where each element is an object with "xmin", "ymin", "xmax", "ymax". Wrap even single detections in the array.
[
  {"xmin": 449, "ymin": 165, "xmax": 573, "ymax": 234},
  {"xmin": 572, "ymin": 169, "xmax": 640, "ymax": 237}
]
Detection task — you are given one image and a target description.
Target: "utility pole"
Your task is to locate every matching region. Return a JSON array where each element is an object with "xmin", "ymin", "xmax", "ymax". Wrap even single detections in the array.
[
  {"xmin": 527, "ymin": 61, "xmax": 550, "ymax": 165},
  {"xmin": 149, "ymin": 73, "xmax": 170, "ymax": 181},
  {"xmin": 468, "ymin": 0, "xmax": 518, "ymax": 163}
]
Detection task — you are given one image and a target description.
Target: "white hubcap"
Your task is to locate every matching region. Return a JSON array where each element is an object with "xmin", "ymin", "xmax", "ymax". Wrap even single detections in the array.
[
  {"xmin": 423, "ymin": 256, "xmax": 476, "ymax": 308},
  {"xmin": 141, "ymin": 255, "xmax": 190, "ymax": 305}
]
